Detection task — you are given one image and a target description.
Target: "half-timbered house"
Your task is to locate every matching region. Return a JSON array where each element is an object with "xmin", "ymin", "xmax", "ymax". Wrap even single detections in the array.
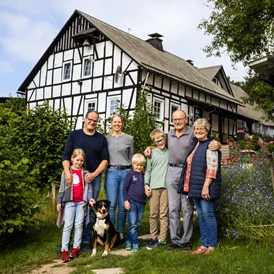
[{"xmin": 19, "ymin": 10, "xmax": 246, "ymax": 141}]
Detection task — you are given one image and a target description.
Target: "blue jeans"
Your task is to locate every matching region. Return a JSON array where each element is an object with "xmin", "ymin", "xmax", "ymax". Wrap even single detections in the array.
[
  {"xmin": 193, "ymin": 198, "xmax": 217, "ymax": 247},
  {"xmin": 82, "ymin": 176, "xmax": 101, "ymax": 246},
  {"xmin": 126, "ymin": 201, "xmax": 145, "ymax": 245},
  {"xmin": 105, "ymin": 168, "xmax": 130, "ymax": 233},
  {"xmin": 62, "ymin": 201, "xmax": 85, "ymax": 251}
]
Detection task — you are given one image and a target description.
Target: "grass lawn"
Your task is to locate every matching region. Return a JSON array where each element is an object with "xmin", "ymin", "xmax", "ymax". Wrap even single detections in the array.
[{"xmin": 0, "ymin": 198, "xmax": 273, "ymax": 274}]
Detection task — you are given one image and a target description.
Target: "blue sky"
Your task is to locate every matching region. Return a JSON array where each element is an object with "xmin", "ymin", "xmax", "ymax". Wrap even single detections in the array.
[{"xmin": 0, "ymin": 0, "xmax": 247, "ymax": 97}]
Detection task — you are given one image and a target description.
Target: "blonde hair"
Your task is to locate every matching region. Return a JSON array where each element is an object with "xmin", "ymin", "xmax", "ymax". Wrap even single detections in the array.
[
  {"xmin": 111, "ymin": 113, "xmax": 123, "ymax": 123},
  {"xmin": 193, "ymin": 118, "xmax": 211, "ymax": 132},
  {"xmin": 149, "ymin": 128, "xmax": 165, "ymax": 142},
  {"xmin": 71, "ymin": 148, "xmax": 86, "ymax": 166},
  {"xmin": 132, "ymin": 153, "xmax": 146, "ymax": 165}
]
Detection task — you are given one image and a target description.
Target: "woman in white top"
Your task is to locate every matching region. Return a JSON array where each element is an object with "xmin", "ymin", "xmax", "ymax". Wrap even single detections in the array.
[{"xmin": 105, "ymin": 114, "xmax": 134, "ymax": 239}]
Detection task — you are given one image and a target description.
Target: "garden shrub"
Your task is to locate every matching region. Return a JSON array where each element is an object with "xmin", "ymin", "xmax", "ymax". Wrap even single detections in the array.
[
  {"xmin": 7, "ymin": 102, "xmax": 72, "ymax": 189},
  {"xmin": 216, "ymin": 159, "xmax": 274, "ymax": 243},
  {"xmin": 0, "ymin": 101, "xmax": 71, "ymax": 245}
]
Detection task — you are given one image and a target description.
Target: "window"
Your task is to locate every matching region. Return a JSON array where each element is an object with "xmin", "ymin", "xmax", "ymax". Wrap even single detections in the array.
[
  {"xmin": 153, "ymin": 98, "xmax": 164, "ymax": 121},
  {"xmin": 107, "ymin": 96, "xmax": 120, "ymax": 117},
  {"xmin": 85, "ymin": 100, "xmax": 97, "ymax": 112},
  {"xmin": 170, "ymin": 103, "xmax": 180, "ymax": 123},
  {"xmin": 83, "ymin": 58, "xmax": 92, "ymax": 77},
  {"xmin": 63, "ymin": 62, "xmax": 72, "ymax": 81}
]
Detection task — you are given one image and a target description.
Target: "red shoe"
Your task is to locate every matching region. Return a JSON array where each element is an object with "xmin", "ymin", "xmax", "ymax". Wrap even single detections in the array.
[
  {"xmin": 61, "ymin": 250, "xmax": 70, "ymax": 262},
  {"xmin": 70, "ymin": 247, "xmax": 80, "ymax": 258}
]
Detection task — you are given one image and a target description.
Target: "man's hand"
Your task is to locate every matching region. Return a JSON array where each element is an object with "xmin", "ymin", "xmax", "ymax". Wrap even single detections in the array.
[
  {"xmin": 84, "ymin": 172, "xmax": 96, "ymax": 184},
  {"xmin": 64, "ymin": 170, "xmax": 72, "ymax": 186},
  {"xmin": 208, "ymin": 140, "xmax": 222, "ymax": 151},
  {"xmin": 144, "ymin": 146, "xmax": 155, "ymax": 157}
]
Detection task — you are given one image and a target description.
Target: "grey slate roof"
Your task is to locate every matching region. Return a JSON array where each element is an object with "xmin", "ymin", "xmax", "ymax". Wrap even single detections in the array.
[{"xmin": 78, "ymin": 10, "xmax": 241, "ymax": 105}]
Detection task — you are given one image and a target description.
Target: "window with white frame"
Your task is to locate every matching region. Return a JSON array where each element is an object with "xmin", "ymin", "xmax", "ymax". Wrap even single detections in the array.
[
  {"xmin": 153, "ymin": 98, "xmax": 164, "ymax": 121},
  {"xmin": 85, "ymin": 99, "xmax": 97, "ymax": 113},
  {"xmin": 170, "ymin": 103, "xmax": 180, "ymax": 123},
  {"xmin": 83, "ymin": 58, "xmax": 92, "ymax": 77},
  {"xmin": 63, "ymin": 62, "xmax": 72, "ymax": 81},
  {"xmin": 107, "ymin": 96, "xmax": 120, "ymax": 117}
]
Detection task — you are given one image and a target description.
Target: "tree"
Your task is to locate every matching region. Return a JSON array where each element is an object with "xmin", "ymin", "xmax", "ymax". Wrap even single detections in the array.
[
  {"xmin": 198, "ymin": 0, "xmax": 274, "ymax": 65},
  {"xmin": 240, "ymin": 70, "xmax": 274, "ymax": 121}
]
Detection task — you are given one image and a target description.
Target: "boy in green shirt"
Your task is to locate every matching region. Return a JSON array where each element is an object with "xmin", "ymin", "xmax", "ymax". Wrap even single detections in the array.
[{"xmin": 145, "ymin": 128, "xmax": 169, "ymax": 249}]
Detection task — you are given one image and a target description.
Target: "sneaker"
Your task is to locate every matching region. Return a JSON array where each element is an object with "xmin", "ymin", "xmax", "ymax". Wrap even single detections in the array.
[
  {"xmin": 158, "ymin": 240, "xmax": 166, "ymax": 246},
  {"xmin": 61, "ymin": 250, "xmax": 70, "ymax": 263},
  {"xmin": 125, "ymin": 241, "xmax": 132, "ymax": 251},
  {"xmin": 82, "ymin": 244, "xmax": 91, "ymax": 253},
  {"xmin": 181, "ymin": 242, "xmax": 192, "ymax": 252},
  {"xmin": 146, "ymin": 238, "xmax": 153, "ymax": 248},
  {"xmin": 132, "ymin": 243, "xmax": 139, "ymax": 252},
  {"xmin": 146, "ymin": 239, "xmax": 158, "ymax": 250},
  {"xmin": 70, "ymin": 247, "xmax": 80, "ymax": 258},
  {"xmin": 166, "ymin": 243, "xmax": 180, "ymax": 251}
]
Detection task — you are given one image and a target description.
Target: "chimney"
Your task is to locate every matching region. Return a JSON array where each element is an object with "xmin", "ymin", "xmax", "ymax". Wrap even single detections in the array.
[
  {"xmin": 186, "ymin": 59, "xmax": 194, "ymax": 66},
  {"xmin": 146, "ymin": 33, "xmax": 164, "ymax": 51}
]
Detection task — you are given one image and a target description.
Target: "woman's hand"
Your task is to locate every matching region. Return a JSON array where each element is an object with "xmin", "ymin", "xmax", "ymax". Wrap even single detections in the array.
[{"xmin": 202, "ymin": 185, "xmax": 210, "ymax": 200}]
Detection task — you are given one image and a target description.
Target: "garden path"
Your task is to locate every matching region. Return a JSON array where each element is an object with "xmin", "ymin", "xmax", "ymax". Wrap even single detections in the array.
[{"xmin": 30, "ymin": 234, "xmax": 150, "ymax": 274}]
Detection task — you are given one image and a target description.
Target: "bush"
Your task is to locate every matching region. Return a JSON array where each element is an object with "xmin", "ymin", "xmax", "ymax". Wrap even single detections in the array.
[
  {"xmin": 0, "ymin": 101, "xmax": 72, "ymax": 245},
  {"xmin": 6, "ymin": 102, "xmax": 72, "ymax": 189},
  {"xmin": 216, "ymin": 159, "xmax": 274, "ymax": 243}
]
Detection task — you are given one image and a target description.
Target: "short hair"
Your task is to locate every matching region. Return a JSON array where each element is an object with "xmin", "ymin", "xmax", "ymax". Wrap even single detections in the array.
[
  {"xmin": 149, "ymin": 128, "xmax": 165, "ymax": 141},
  {"xmin": 193, "ymin": 118, "xmax": 211, "ymax": 132},
  {"xmin": 71, "ymin": 148, "xmax": 86, "ymax": 166},
  {"xmin": 132, "ymin": 153, "xmax": 146, "ymax": 165},
  {"xmin": 85, "ymin": 110, "xmax": 99, "ymax": 118}
]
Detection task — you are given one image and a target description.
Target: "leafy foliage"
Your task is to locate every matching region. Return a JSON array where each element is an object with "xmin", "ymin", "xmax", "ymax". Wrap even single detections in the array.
[
  {"xmin": 6, "ymin": 102, "xmax": 72, "ymax": 188},
  {"xmin": 241, "ymin": 71, "xmax": 274, "ymax": 121},
  {"xmin": 0, "ymin": 100, "xmax": 71, "ymax": 245},
  {"xmin": 199, "ymin": 0, "xmax": 274, "ymax": 65}
]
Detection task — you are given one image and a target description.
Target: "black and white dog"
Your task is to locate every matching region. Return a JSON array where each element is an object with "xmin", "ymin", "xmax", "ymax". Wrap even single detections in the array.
[{"xmin": 91, "ymin": 200, "xmax": 120, "ymax": 256}]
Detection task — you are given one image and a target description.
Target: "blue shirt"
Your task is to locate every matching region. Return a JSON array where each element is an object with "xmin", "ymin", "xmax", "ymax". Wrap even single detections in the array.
[
  {"xmin": 62, "ymin": 129, "xmax": 109, "ymax": 174},
  {"xmin": 123, "ymin": 171, "xmax": 146, "ymax": 204}
]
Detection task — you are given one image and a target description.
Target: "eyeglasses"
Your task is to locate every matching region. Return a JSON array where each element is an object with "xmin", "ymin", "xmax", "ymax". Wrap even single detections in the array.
[
  {"xmin": 173, "ymin": 117, "xmax": 186, "ymax": 122},
  {"xmin": 86, "ymin": 117, "xmax": 98, "ymax": 124},
  {"xmin": 155, "ymin": 137, "xmax": 165, "ymax": 144}
]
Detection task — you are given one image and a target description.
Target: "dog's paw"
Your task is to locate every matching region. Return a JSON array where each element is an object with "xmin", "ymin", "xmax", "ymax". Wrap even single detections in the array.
[
  {"xmin": 91, "ymin": 249, "xmax": 96, "ymax": 257},
  {"xmin": 102, "ymin": 251, "xmax": 108, "ymax": 256}
]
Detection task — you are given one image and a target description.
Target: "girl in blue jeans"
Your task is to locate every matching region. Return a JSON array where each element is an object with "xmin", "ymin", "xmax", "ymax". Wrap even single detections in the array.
[{"xmin": 57, "ymin": 149, "xmax": 95, "ymax": 262}]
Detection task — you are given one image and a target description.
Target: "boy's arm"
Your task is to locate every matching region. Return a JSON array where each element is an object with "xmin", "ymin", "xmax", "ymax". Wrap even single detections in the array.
[{"xmin": 122, "ymin": 172, "xmax": 131, "ymax": 201}]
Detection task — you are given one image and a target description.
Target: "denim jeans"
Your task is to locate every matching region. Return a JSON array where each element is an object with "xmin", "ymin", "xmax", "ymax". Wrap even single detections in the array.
[
  {"xmin": 82, "ymin": 176, "xmax": 101, "ymax": 246},
  {"xmin": 126, "ymin": 201, "xmax": 145, "ymax": 245},
  {"xmin": 62, "ymin": 201, "xmax": 85, "ymax": 251},
  {"xmin": 105, "ymin": 168, "xmax": 130, "ymax": 233},
  {"xmin": 193, "ymin": 198, "xmax": 217, "ymax": 247}
]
